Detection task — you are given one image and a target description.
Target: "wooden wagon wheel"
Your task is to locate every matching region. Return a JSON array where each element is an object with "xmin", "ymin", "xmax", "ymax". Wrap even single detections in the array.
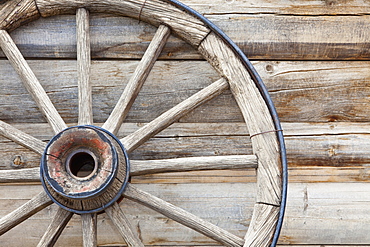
[{"xmin": 0, "ymin": 0, "xmax": 287, "ymax": 246}]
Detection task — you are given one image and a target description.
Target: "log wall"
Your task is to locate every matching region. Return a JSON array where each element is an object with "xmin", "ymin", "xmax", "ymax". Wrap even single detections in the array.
[{"xmin": 0, "ymin": 0, "xmax": 370, "ymax": 246}]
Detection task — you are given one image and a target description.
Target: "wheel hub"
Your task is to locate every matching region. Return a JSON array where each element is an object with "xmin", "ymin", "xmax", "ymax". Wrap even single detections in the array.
[{"xmin": 40, "ymin": 126, "xmax": 129, "ymax": 214}]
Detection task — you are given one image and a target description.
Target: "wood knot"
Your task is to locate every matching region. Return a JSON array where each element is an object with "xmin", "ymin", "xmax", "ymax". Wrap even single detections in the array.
[
  {"xmin": 328, "ymin": 146, "xmax": 336, "ymax": 157},
  {"xmin": 325, "ymin": 0, "xmax": 336, "ymax": 6},
  {"xmin": 265, "ymin": 64, "xmax": 274, "ymax": 73},
  {"xmin": 359, "ymin": 168, "xmax": 370, "ymax": 181},
  {"xmin": 12, "ymin": 155, "xmax": 25, "ymax": 167}
]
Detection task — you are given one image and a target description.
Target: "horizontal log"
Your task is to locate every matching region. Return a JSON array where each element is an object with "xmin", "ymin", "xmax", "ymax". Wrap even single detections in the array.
[
  {"xmin": 0, "ymin": 60, "xmax": 369, "ymax": 124},
  {"xmin": 1, "ymin": 183, "xmax": 370, "ymax": 245},
  {"xmin": 209, "ymin": 14, "xmax": 370, "ymax": 60},
  {"xmin": 2, "ymin": 13, "xmax": 370, "ymax": 60},
  {"xmin": 2, "ymin": 163, "xmax": 370, "ymax": 184},
  {"xmin": 180, "ymin": 0, "xmax": 370, "ymax": 15},
  {"xmin": 124, "ymin": 184, "xmax": 245, "ymax": 246},
  {"xmin": 0, "ymin": 122, "xmax": 369, "ymax": 184},
  {"xmin": 279, "ymin": 183, "xmax": 370, "ymax": 245},
  {"xmin": 129, "ymin": 134, "xmax": 370, "ymax": 167},
  {"xmin": 35, "ymin": 0, "xmax": 210, "ymax": 48},
  {"xmin": 0, "ymin": 123, "xmax": 370, "ymax": 166},
  {"xmin": 0, "ymin": 59, "xmax": 224, "ymax": 124},
  {"xmin": 4, "ymin": 121, "xmax": 370, "ymax": 140}
]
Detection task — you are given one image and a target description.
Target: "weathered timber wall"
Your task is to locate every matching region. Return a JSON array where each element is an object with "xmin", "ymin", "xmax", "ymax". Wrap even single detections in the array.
[{"xmin": 0, "ymin": 0, "xmax": 370, "ymax": 246}]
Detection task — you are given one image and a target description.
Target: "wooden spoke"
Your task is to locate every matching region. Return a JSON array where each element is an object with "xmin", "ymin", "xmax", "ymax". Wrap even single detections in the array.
[
  {"xmin": 0, "ymin": 191, "xmax": 52, "ymax": 236},
  {"xmin": 0, "ymin": 120, "xmax": 45, "ymax": 154},
  {"xmin": 105, "ymin": 202, "xmax": 144, "ymax": 247},
  {"xmin": 123, "ymin": 184, "xmax": 244, "ymax": 247},
  {"xmin": 130, "ymin": 155, "xmax": 257, "ymax": 176},
  {"xmin": 121, "ymin": 78, "xmax": 229, "ymax": 152},
  {"xmin": 0, "ymin": 30, "xmax": 67, "ymax": 134},
  {"xmin": 37, "ymin": 207, "xmax": 73, "ymax": 247},
  {"xmin": 0, "ymin": 167, "xmax": 40, "ymax": 183},
  {"xmin": 103, "ymin": 25, "xmax": 171, "ymax": 135},
  {"xmin": 81, "ymin": 213, "xmax": 97, "ymax": 247},
  {"xmin": 77, "ymin": 8, "xmax": 93, "ymax": 125}
]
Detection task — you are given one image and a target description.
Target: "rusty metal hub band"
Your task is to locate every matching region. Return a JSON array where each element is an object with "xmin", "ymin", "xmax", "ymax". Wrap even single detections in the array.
[{"xmin": 40, "ymin": 125, "xmax": 130, "ymax": 214}]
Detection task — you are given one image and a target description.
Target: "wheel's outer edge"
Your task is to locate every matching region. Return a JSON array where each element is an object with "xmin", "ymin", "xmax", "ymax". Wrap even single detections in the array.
[
  {"xmin": 169, "ymin": 2, "xmax": 288, "ymax": 245},
  {"xmin": 0, "ymin": 0, "xmax": 287, "ymax": 246},
  {"xmin": 165, "ymin": 1, "xmax": 287, "ymax": 245}
]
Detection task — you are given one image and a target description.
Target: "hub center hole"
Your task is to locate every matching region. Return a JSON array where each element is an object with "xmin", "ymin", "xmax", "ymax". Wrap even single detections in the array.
[{"xmin": 67, "ymin": 150, "xmax": 97, "ymax": 179}]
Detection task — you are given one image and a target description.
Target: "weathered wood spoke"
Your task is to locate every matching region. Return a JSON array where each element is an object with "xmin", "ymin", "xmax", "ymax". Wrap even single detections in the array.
[
  {"xmin": 130, "ymin": 155, "xmax": 257, "ymax": 176},
  {"xmin": 0, "ymin": 30, "xmax": 67, "ymax": 134},
  {"xmin": 0, "ymin": 191, "xmax": 52, "ymax": 235},
  {"xmin": 121, "ymin": 78, "xmax": 229, "ymax": 152},
  {"xmin": 0, "ymin": 120, "xmax": 46, "ymax": 154},
  {"xmin": 82, "ymin": 213, "xmax": 97, "ymax": 247},
  {"xmin": 37, "ymin": 207, "xmax": 73, "ymax": 247},
  {"xmin": 103, "ymin": 25, "xmax": 171, "ymax": 135},
  {"xmin": 123, "ymin": 184, "xmax": 244, "ymax": 247},
  {"xmin": 105, "ymin": 202, "xmax": 145, "ymax": 247},
  {"xmin": 77, "ymin": 8, "xmax": 93, "ymax": 125},
  {"xmin": 0, "ymin": 167, "xmax": 40, "ymax": 183}
]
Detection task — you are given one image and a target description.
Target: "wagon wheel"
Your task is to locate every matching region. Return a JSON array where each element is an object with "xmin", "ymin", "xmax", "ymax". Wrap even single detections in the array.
[{"xmin": 0, "ymin": 0, "xmax": 287, "ymax": 246}]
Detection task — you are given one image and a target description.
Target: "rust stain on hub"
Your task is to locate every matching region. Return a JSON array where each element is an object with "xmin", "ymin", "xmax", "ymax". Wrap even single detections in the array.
[{"xmin": 40, "ymin": 125, "xmax": 129, "ymax": 214}]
